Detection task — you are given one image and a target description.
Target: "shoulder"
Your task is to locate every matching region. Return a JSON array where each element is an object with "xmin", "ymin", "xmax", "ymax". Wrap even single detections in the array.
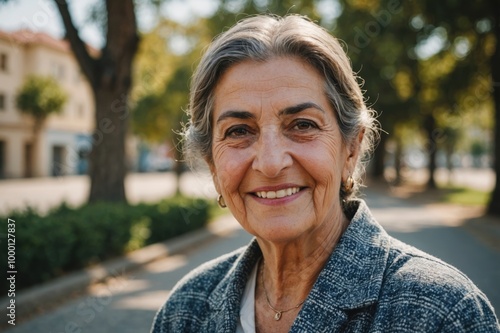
[
  {"xmin": 151, "ymin": 246, "xmax": 246, "ymax": 333},
  {"xmin": 347, "ymin": 200, "xmax": 498, "ymax": 330},
  {"xmin": 379, "ymin": 237, "xmax": 499, "ymax": 331},
  {"xmin": 349, "ymin": 200, "xmax": 495, "ymax": 316},
  {"xmin": 385, "ymin": 237, "xmax": 475, "ymax": 295}
]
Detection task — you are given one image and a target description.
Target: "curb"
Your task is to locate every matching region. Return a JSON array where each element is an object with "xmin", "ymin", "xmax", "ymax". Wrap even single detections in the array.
[{"xmin": 1, "ymin": 214, "xmax": 238, "ymax": 321}]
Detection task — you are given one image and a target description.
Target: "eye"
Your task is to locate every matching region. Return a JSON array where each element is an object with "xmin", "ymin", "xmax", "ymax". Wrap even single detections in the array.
[
  {"xmin": 292, "ymin": 119, "xmax": 318, "ymax": 131},
  {"xmin": 225, "ymin": 125, "xmax": 251, "ymax": 138}
]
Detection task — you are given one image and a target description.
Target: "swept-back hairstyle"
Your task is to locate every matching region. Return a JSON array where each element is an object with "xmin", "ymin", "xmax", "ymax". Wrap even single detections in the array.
[{"xmin": 182, "ymin": 14, "xmax": 378, "ymax": 200}]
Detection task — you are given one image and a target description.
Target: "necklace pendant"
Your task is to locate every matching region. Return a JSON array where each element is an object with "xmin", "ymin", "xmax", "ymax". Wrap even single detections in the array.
[{"xmin": 274, "ymin": 312, "xmax": 282, "ymax": 321}]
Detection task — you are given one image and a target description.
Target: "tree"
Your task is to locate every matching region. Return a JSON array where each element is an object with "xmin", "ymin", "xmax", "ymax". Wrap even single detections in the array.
[
  {"xmin": 490, "ymin": 4, "xmax": 500, "ymax": 216},
  {"xmin": 209, "ymin": 0, "xmax": 319, "ymax": 36},
  {"xmin": 16, "ymin": 75, "xmax": 67, "ymax": 177},
  {"xmin": 133, "ymin": 65, "xmax": 191, "ymax": 192},
  {"xmin": 54, "ymin": 0, "xmax": 139, "ymax": 203},
  {"xmin": 334, "ymin": 0, "xmax": 499, "ymax": 215},
  {"xmin": 131, "ymin": 18, "xmax": 214, "ymax": 193},
  {"xmin": 412, "ymin": 0, "xmax": 499, "ymax": 213},
  {"xmin": 334, "ymin": 0, "xmax": 421, "ymax": 181}
]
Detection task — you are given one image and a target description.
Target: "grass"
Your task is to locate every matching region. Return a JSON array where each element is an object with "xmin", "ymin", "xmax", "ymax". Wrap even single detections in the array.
[{"xmin": 440, "ymin": 186, "xmax": 490, "ymax": 206}]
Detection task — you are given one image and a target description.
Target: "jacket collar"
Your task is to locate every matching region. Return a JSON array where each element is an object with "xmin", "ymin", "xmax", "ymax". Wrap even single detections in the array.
[
  {"xmin": 206, "ymin": 241, "xmax": 262, "ymax": 332},
  {"xmin": 308, "ymin": 199, "xmax": 390, "ymax": 308},
  {"xmin": 206, "ymin": 200, "xmax": 389, "ymax": 331}
]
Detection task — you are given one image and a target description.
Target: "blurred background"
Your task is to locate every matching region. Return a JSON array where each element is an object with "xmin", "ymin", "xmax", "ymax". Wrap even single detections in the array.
[
  {"xmin": 0, "ymin": 0, "xmax": 498, "ymax": 332},
  {"xmin": 0, "ymin": 0, "xmax": 498, "ymax": 211}
]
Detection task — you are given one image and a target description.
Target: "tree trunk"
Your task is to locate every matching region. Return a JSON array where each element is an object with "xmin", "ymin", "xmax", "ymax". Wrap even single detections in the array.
[
  {"xmin": 87, "ymin": 89, "xmax": 129, "ymax": 202},
  {"xmin": 174, "ymin": 147, "xmax": 183, "ymax": 196},
  {"xmin": 88, "ymin": 1, "xmax": 138, "ymax": 203},
  {"xmin": 394, "ymin": 135, "xmax": 403, "ymax": 185},
  {"xmin": 55, "ymin": 0, "xmax": 138, "ymax": 203},
  {"xmin": 487, "ymin": 1, "xmax": 500, "ymax": 216},
  {"xmin": 370, "ymin": 132, "xmax": 387, "ymax": 180},
  {"xmin": 424, "ymin": 114, "xmax": 438, "ymax": 189},
  {"xmin": 31, "ymin": 119, "xmax": 44, "ymax": 177},
  {"xmin": 446, "ymin": 146, "xmax": 454, "ymax": 186}
]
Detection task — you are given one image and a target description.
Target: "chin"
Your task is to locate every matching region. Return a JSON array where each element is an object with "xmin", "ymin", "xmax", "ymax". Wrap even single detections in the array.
[{"xmin": 249, "ymin": 216, "xmax": 313, "ymax": 243}]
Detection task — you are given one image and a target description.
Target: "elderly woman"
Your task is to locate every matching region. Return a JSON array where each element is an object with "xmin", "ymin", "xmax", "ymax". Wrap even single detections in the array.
[{"xmin": 152, "ymin": 14, "xmax": 499, "ymax": 333}]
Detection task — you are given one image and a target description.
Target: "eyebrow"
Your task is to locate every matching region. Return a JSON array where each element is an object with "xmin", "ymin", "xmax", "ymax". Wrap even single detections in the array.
[
  {"xmin": 216, "ymin": 102, "xmax": 325, "ymax": 124},
  {"xmin": 216, "ymin": 110, "xmax": 255, "ymax": 124},
  {"xmin": 278, "ymin": 102, "xmax": 325, "ymax": 116}
]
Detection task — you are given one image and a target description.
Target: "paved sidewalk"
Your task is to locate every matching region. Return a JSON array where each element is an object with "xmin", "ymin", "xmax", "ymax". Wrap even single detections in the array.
[{"xmin": 1, "ymin": 173, "xmax": 499, "ymax": 332}]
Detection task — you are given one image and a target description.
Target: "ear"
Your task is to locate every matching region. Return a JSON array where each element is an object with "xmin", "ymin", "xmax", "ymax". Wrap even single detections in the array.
[{"xmin": 343, "ymin": 129, "xmax": 365, "ymax": 178}]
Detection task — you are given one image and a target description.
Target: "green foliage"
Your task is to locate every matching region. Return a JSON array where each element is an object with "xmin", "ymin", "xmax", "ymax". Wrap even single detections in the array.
[
  {"xmin": 0, "ymin": 196, "xmax": 210, "ymax": 291},
  {"xmin": 209, "ymin": 0, "xmax": 319, "ymax": 34},
  {"xmin": 131, "ymin": 19, "xmax": 212, "ymax": 144},
  {"xmin": 332, "ymin": 0, "xmax": 497, "ymax": 190},
  {"xmin": 441, "ymin": 186, "xmax": 490, "ymax": 206},
  {"xmin": 15, "ymin": 75, "xmax": 68, "ymax": 121},
  {"xmin": 470, "ymin": 140, "xmax": 488, "ymax": 157}
]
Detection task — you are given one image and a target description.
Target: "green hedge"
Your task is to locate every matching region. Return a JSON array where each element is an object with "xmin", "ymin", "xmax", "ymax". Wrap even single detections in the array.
[{"xmin": 1, "ymin": 196, "xmax": 210, "ymax": 291}]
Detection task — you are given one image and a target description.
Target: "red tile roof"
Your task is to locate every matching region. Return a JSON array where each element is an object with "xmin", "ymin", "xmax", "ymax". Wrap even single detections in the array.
[{"xmin": 0, "ymin": 29, "xmax": 99, "ymax": 56}]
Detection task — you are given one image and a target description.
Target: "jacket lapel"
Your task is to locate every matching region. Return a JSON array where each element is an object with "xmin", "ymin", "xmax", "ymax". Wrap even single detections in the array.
[{"xmin": 290, "ymin": 200, "xmax": 390, "ymax": 332}]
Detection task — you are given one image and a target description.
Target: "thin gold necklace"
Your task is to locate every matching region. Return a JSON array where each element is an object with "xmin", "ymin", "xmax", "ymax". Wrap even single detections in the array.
[{"xmin": 260, "ymin": 262, "xmax": 306, "ymax": 321}]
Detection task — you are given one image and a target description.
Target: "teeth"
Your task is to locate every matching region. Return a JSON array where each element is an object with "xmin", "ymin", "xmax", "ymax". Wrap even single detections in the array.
[{"xmin": 256, "ymin": 187, "xmax": 300, "ymax": 199}]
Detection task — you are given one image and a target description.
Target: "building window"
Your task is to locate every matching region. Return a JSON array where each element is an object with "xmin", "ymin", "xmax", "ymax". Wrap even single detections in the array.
[
  {"xmin": 58, "ymin": 65, "xmax": 65, "ymax": 80},
  {"xmin": 74, "ymin": 70, "xmax": 82, "ymax": 84},
  {"xmin": 77, "ymin": 103, "xmax": 84, "ymax": 118},
  {"xmin": 0, "ymin": 93, "xmax": 5, "ymax": 111},
  {"xmin": 52, "ymin": 145, "xmax": 66, "ymax": 177},
  {"xmin": 0, "ymin": 53, "xmax": 7, "ymax": 72},
  {"xmin": 51, "ymin": 62, "xmax": 65, "ymax": 80}
]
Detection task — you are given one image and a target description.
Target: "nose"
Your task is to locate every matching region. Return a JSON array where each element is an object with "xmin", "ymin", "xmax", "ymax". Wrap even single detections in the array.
[{"xmin": 252, "ymin": 128, "xmax": 293, "ymax": 178}]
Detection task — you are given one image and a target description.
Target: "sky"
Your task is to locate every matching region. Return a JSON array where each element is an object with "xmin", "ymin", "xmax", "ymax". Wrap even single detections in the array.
[{"xmin": 0, "ymin": 0, "xmax": 218, "ymax": 48}]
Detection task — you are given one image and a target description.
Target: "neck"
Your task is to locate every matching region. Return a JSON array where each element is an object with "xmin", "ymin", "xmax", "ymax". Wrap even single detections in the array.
[{"xmin": 257, "ymin": 210, "xmax": 349, "ymax": 306}]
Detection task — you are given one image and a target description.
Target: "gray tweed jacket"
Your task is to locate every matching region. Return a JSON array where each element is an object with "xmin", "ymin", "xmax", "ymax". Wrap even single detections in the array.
[{"xmin": 151, "ymin": 200, "xmax": 500, "ymax": 332}]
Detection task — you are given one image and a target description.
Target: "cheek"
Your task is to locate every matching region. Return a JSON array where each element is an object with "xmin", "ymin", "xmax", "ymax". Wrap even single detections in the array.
[
  {"xmin": 212, "ymin": 144, "xmax": 252, "ymax": 193},
  {"xmin": 296, "ymin": 138, "xmax": 346, "ymax": 210},
  {"xmin": 300, "ymin": 137, "xmax": 346, "ymax": 210},
  {"xmin": 296, "ymin": 134, "xmax": 346, "ymax": 178}
]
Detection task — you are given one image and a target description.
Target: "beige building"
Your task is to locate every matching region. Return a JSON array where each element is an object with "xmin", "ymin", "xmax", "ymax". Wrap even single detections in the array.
[{"xmin": 0, "ymin": 29, "xmax": 94, "ymax": 178}]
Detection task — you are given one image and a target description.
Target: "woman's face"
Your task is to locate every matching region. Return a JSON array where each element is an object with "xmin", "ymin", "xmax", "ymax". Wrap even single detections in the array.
[{"xmin": 210, "ymin": 57, "xmax": 359, "ymax": 243}]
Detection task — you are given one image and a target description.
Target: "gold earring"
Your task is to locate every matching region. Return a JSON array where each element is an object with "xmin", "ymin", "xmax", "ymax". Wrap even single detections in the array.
[
  {"xmin": 344, "ymin": 175, "xmax": 354, "ymax": 192},
  {"xmin": 217, "ymin": 195, "xmax": 227, "ymax": 208}
]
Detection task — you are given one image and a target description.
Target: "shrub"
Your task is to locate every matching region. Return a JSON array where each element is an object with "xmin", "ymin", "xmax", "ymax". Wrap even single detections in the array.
[{"xmin": 0, "ymin": 196, "xmax": 211, "ymax": 291}]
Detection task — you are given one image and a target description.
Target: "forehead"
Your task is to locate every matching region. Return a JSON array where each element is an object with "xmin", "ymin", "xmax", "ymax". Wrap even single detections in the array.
[{"xmin": 213, "ymin": 57, "xmax": 327, "ymax": 107}]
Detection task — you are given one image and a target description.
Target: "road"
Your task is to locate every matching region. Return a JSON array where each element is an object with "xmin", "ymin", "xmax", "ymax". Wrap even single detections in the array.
[
  {"xmin": 2, "ymin": 172, "xmax": 499, "ymax": 332},
  {"xmin": 0, "ymin": 172, "xmax": 218, "ymax": 215}
]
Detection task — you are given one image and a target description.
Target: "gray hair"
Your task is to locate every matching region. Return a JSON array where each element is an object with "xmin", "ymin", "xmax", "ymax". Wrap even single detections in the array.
[{"xmin": 182, "ymin": 14, "xmax": 378, "ymax": 200}]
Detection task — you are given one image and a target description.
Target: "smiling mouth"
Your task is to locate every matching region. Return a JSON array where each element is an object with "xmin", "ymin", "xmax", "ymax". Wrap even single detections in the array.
[{"xmin": 254, "ymin": 187, "xmax": 301, "ymax": 199}]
